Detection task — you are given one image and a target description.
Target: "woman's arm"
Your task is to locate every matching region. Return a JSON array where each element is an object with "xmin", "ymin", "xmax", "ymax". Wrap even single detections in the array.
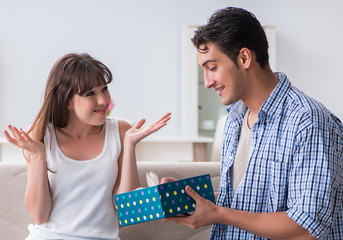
[
  {"xmin": 114, "ymin": 120, "xmax": 140, "ymax": 194},
  {"xmin": 4, "ymin": 126, "xmax": 52, "ymax": 225},
  {"xmin": 25, "ymin": 152, "xmax": 52, "ymax": 225},
  {"xmin": 114, "ymin": 113, "xmax": 171, "ymax": 194}
]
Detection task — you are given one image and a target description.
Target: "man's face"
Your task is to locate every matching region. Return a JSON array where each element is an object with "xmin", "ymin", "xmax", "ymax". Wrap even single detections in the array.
[{"xmin": 198, "ymin": 42, "xmax": 248, "ymax": 106}]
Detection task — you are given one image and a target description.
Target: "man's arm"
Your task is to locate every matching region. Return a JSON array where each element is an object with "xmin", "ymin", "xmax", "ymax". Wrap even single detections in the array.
[{"xmin": 163, "ymin": 185, "xmax": 317, "ymax": 240}]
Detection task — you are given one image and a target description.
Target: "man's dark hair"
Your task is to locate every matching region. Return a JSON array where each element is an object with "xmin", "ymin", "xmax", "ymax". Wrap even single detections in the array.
[{"xmin": 192, "ymin": 7, "xmax": 269, "ymax": 68}]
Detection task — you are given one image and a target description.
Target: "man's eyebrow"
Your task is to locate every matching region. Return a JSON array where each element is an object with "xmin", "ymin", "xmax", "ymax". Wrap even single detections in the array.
[{"xmin": 201, "ymin": 60, "xmax": 216, "ymax": 67}]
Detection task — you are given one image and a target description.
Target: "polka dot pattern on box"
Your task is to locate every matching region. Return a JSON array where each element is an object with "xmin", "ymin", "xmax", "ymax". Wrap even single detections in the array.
[
  {"xmin": 114, "ymin": 186, "xmax": 163, "ymax": 227},
  {"xmin": 114, "ymin": 174, "xmax": 214, "ymax": 227},
  {"xmin": 158, "ymin": 174, "xmax": 214, "ymax": 217}
]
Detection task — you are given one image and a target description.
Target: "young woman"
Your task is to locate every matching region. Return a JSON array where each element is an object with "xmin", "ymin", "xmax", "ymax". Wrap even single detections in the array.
[{"xmin": 4, "ymin": 53, "xmax": 171, "ymax": 239}]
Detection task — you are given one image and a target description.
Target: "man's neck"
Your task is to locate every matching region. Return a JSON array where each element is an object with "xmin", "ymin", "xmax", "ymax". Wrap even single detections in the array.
[{"xmin": 244, "ymin": 66, "xmax": 279, "ymax": 128}]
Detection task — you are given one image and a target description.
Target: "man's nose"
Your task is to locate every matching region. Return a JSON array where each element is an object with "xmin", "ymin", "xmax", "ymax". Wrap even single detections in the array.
[{"xmin": 204, "ymin": 76, "xmax": 215, "ymax": 89}]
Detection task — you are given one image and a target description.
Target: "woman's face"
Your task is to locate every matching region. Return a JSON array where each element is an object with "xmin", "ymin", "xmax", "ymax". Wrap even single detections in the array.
[{"xmin": 67, "ymin": 84, "xmax": 111, "ymax": 126}]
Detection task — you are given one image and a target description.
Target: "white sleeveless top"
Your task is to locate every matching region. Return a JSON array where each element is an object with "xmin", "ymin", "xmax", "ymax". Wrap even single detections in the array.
[{"xmin": 27, "ymin": 118, "xmax": 121, "ymax": 240}]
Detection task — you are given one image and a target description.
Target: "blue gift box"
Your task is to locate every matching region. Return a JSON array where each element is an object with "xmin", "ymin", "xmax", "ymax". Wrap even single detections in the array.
[{"xmin": 114, "ymin": 174, "xmax": 215, "ymax": 227}]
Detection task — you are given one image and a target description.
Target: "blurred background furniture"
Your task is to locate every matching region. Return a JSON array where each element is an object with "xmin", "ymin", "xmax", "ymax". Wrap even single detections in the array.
[{"xmin": 210, "ymin": 115, "xmax": 227, "ymax": 162}]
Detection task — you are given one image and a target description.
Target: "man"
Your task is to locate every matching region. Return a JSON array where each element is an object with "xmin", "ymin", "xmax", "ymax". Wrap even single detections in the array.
[{"xmin": 163, "ymin": 7, "xmax": 343, "ymax": 239}]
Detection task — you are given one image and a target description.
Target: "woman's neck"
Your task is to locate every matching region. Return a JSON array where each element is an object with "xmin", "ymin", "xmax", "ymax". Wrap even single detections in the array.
[{"xmin": 57, "ymin": 122, "xmax": 104, "ymax": 139}]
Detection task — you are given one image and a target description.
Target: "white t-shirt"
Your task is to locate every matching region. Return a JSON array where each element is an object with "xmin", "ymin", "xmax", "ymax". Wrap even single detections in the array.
[
  {"xmin": 26, "ymin": 118, "xmax": 121, "ymax": 240},
  {"xmin": 230, "ymin": 110, "xmax": 252, "ymax": 195}
]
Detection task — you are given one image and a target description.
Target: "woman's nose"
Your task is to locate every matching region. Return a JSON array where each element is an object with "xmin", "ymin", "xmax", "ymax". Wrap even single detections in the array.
[{"xmin": 98, "ymin": 93, "xmax": 109, "ymax": 105}]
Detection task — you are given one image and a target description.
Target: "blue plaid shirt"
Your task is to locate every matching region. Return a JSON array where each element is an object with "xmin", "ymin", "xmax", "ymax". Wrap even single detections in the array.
[{"xmin": 210, "ymin": 73, "xmax": 343, "ymax": 239}]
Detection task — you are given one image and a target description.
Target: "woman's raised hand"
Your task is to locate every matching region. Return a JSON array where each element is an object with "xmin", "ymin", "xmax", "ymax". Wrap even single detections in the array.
[
  {"xmin": 4, "ymin": 125, "xmax": 45, "ymax": 156},
  {"xmin": 125, "ymin": 112, "xmax": 171, "ymax": 145}
]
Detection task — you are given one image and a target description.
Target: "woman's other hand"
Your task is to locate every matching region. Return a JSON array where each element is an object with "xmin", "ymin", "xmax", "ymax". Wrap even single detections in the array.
[
  {"xmin": 124, "ymin": 112, "xmax": 171, "ymax": 146},
  {"xmin": 4, "ymin": 125, "xmax": 45, "ymax": 157}
]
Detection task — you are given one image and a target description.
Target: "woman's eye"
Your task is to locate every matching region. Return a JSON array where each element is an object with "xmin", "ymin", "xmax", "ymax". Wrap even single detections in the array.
[
  {"xmin": 85, "ymin": 91, "xmax": 95, "ymax": 97},
  {"xmin": 102, "ymin": 86, "xmax": 108, "ymax": 92},
  {"xmin": 209, "ymin": 66, "xmax": 217, "ymax": 71}
]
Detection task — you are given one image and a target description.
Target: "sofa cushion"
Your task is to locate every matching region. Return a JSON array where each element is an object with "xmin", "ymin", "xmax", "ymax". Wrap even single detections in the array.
[{"xmin": 0, "ymin": 162, "xmax": 30, "ymax": 239}]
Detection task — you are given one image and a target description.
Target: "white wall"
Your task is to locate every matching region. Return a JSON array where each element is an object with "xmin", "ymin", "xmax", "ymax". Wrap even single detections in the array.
[{"xmin": 1, "ymin": 0, "xmax": 342, "ymax": 138}]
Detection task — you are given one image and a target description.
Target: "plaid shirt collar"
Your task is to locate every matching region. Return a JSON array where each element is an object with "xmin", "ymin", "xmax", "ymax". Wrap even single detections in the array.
[{"xmin": 226, "ymin": 72, "xmax": 291, "ymax": 122}]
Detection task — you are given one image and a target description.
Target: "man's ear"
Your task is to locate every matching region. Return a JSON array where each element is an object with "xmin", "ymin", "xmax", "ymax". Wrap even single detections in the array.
[{"xmin": 238, "ymin": 48, "xmax": 252, "ymax": 69}]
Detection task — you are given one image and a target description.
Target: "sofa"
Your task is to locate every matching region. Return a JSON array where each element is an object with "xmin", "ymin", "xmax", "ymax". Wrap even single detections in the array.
[{"xmin": 0, "ymin": 161, "xmax": 220, "ymax": 240}]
